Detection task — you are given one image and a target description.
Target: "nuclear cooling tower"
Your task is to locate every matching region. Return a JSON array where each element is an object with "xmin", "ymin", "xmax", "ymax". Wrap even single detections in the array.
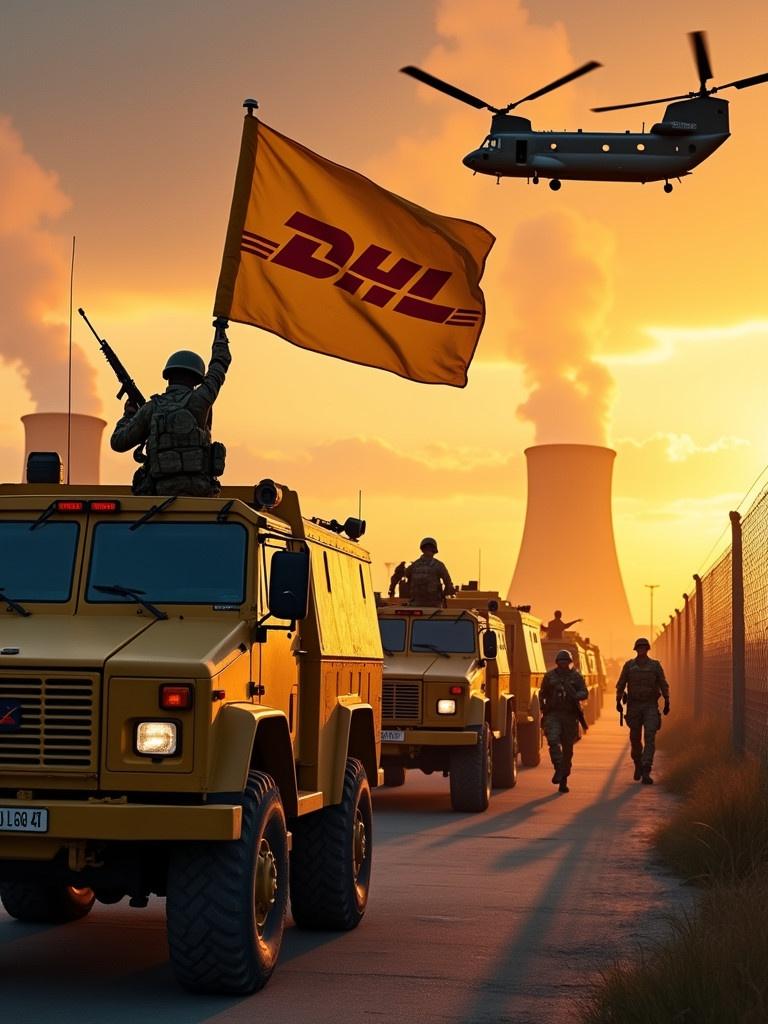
[
  {"xmin": 508, "ymin": 444, "xmax": 636, "ymax": 656},
  {"xmin": 21, "ymin": 413, "xmax": 106, "ymax": 484}
]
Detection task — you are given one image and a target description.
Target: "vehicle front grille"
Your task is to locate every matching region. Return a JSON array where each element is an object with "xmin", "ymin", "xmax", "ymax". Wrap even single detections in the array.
[
  {"xmin": 382, "ymin": 681, "xmax": 421, "ymax": 722},
  {"xmin": 0, "ymin": 675, "xmax": 98, "ymax": 772}
]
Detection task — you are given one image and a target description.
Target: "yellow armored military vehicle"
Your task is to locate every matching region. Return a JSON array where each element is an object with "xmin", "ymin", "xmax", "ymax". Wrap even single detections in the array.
[
  {"xmin": 542, "ymin": 633, "xmax": 602, "ymax": 724},
  {"xmin": 376, "ymin": 599, "xmax": 517, "ymax": 812},
  {"xmin": 0, "ymin": 478, "xmax": 382, "ymax": 994},
  {"xmin": 448, "ymin": 587, "xmax": 547, "ymax": 767}
]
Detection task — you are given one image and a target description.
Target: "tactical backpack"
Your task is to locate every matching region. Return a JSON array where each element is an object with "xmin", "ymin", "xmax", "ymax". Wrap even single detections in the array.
[{"xmin": 147, "ymin": 390, "xmax": 224, "ymax": 481}]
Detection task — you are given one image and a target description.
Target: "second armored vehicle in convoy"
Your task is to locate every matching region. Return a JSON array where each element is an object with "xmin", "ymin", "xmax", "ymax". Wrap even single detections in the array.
[
  {"xmin": 0, "ymin": 475, "xmax": 382, "ymax": 994},
  {"xmin": 449, "ymin": 586, "xmax": 547, "ymax": 767},
  {"xmin": 376, "ymin": 599, "xmax": 518, "ymax": 812}
]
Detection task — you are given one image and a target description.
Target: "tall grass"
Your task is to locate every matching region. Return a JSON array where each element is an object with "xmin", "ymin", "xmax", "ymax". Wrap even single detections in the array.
[
  {"xmin": 582, "ymin": 715, "xmax": 768, "ymax": 1022},
  {"xmin": 655, "ymin": 755, "xmax": 768, "ymax": 882},
  {"xmin": 582, "ymin": 872, "xmax": 768, "ymax": 1024}
]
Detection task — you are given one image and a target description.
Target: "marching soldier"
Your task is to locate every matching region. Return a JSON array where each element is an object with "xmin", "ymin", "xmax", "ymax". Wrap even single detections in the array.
[
  {"xmin": 616, "ymin": 637, "xmax": 670, "ymax": 785},
  {"xmin": 402, "ymin": 538, "xmax": 455, "ymax": 607},
  {"xmin": 111, "ymin": 319, "xmax": 231, "ymax": 497},
  {"xmin": 544, "ymin": 610, "xmax": 582, "ymax": 640},
  {"xmin": 540, "ymin": 649, "xmax": 589, "ymax": 793}
]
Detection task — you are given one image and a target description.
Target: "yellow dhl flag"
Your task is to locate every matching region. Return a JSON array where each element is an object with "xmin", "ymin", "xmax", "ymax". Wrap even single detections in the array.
[{"xmin": 214, "ymin": 115, "xmax": 495, "ymax": 387}]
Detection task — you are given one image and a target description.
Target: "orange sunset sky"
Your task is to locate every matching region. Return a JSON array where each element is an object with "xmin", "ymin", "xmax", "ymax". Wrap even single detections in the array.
[{"xmin": 2, "ymin": 0, "xmax": 768, "ymax": 629}]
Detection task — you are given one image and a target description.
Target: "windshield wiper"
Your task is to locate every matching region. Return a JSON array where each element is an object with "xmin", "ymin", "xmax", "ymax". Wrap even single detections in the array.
[
  {"xmin": 30, "ymin": 501, "xmax": 58, "ymax": 531},
  {"xmin": 412, "ymin": 642, "xmax": 450, "ymax": 658},
  {"xmin": 130, "ymin": 495, "xmax": 177, "ymax": 531},
  {"xmin": 0, "ymin": 589, "xmax": 31, "ymax": 617},
  {"xmin": 93, "ymin": 584, "xmax": 168, "ymax": 620}
]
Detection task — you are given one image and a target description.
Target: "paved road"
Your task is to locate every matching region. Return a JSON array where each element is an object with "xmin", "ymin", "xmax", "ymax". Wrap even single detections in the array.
[{"xmin": 0, "ymin": 716, "xmax": 689, "ymax": 1024}]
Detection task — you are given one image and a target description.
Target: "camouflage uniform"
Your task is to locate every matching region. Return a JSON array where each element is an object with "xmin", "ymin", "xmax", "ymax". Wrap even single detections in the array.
[
  {"xmin": 616, "ymin": 657, "xmax": 670, "ymax": 772},
  {"xmin": 111, "ymin": 336, "xmax": 231, "ymax": 497},
  {"xmin": 540, "ymin": 667, "xmax": 589, "ymax": 781},
  {"xmin": 404, "ymin": 554, "xmax": 454, "ymax": 607}
]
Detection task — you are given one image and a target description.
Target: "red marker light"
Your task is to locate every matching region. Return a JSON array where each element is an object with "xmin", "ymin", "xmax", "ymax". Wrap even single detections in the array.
[
  {"xmin": 449, "ymin": 686, "xmax": 463, "ymax": 695},
  {"xmin": 90, "ymin": 500, "xmax": 121, "ymax": 513},
  {"xmin": 55, "ymin": 500, "xmax": 85, "ymax": 513},
  {"xmin": 160, "ymin": 685, "xmax": 193, "ymax": 710}
]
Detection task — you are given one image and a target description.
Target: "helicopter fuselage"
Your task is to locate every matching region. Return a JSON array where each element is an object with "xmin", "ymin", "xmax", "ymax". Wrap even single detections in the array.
[{"xmin": 463, "ymin": 97, "xmax": 730, "ymax": 184}]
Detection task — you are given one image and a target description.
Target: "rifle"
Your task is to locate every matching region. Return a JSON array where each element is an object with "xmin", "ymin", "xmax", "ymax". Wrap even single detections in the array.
[
  {"xmin": 78, "ymin": 308, "xmax": 146, "ymax": 410},
  {"xmin": 79, "ymin": 307, "xmax": 147, "ymax": 467}
]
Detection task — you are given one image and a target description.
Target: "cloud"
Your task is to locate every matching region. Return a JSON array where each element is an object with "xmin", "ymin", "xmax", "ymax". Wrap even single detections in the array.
[
  {"xmin": 0, "ymin": 116, "xmax": 100, "ymax": 412},
  {"xmin": 225, "ymin": 435, "xmax": 524, "ymax": 500},
  {"xmin": 368, "ymin": 2, "xmax": 616, "ymax": 444}
]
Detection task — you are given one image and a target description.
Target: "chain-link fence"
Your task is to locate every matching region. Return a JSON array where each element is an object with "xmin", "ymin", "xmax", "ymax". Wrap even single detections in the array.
[{"xmin": 655, "ymin": 483, "xmax": 768, "ymax": 760}]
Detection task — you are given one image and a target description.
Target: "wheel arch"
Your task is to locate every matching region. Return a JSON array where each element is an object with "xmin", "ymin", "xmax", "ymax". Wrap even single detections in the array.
[
  {"xmin": 209, "ymin": 703, "xmax": 298, "ymax": 817},
  {"xmin": 330, "ymin": 704, "xmax": 378, "ymax": 804}
]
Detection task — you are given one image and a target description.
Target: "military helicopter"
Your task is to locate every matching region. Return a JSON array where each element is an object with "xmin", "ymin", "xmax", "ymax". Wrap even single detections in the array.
[{"xmin": 401, "ymin": 32, "xmax": 768, "ymax": 193}]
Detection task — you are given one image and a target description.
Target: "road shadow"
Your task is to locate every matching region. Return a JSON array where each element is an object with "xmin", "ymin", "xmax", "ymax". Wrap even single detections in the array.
[{"xmin": 0, "ymin": 911, "xmax": 344, "ymax": 1024}]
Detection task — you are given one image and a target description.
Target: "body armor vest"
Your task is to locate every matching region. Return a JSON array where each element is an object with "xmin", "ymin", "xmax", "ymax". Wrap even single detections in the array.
[
  {"xmin": 147, "ymin": 390, "xmax": 213, "ymax": 480},
  {"xmin": 625, "ymin": 660, "xmax": 664, "ymax": 703}
]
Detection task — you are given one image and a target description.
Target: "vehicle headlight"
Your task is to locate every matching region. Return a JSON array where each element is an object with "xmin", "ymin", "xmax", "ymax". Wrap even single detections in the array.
[
  {"xmin": 436, "ymin": 699, "xmax": 457, "ymax": 715},
  {"xmin": 136, "ymin": 721, "xmax": 178, "ymax": 756}
]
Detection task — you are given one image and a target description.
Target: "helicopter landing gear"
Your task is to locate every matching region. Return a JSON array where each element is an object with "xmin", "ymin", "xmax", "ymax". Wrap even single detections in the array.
[
  {"xmin": 549, "ymin": 179, "xmax": 561, "ymax": 191},
  {"xmin": 663, "ymin": 181, "xmax": 673, "ymax": 193},
  {"xmin": 532, "ymin": 173, "xmax": 540, "ymax": 185},
  {"xmin": 496, "ymin": 175, "xmax": 501, "ymax": 185}
]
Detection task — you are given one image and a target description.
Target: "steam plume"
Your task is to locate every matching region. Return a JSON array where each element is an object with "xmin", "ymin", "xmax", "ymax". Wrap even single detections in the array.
[
  {"xmin": 0, "ymin": 116, "xmax": 100, "ymax": 411},
  {"xmin": 504, "ymin": 212, "xmax": 614, "ymax": 445}
]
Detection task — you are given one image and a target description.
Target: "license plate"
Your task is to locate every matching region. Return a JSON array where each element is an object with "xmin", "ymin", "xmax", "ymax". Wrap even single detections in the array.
[
  {"xmin": 0, "ymin": 807, "xmax": 48, "ymax": 833},
  {"xmin": 381, "ymin": 729, "xmax": 405, "ymax": 743}
]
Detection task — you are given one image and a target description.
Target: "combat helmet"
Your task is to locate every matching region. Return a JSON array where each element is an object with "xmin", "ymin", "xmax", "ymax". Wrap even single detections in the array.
[
  {"xmin": 420, "ymin": 537, "xmax": 438, "ymax": 553},
  {"xmin": 162, "ymin": 350, "xmax": 206, "ymax": 382},
  {"xmin": 555, "ymin": 650, "xmax": 572, "ymax": 663},
  {"xmin": 633, "ymin": 637, "xmax": 651, "ymax": 651}
]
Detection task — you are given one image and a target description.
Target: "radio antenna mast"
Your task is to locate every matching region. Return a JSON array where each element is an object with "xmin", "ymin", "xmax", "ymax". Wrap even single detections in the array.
[{"xmin": 66, "ymin": 235, "xmax": 76, "ymax": 484}]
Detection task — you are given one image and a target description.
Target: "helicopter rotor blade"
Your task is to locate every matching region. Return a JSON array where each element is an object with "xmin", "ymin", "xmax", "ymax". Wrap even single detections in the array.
[
  {"xmin": 400, "ymin": 66, "xmax": 496, "ymax": 112},
  {"xmin": 689, "ymin": 31, "xmax": 713, "ymax": 93},
  {"xmin": 714, "ymin": 70, "xmax": 768, "ymax": 92},
  {"xmin": 591, "ymin": 92, "xmax": 693, "ymax": 113},
  {"xmin": 502, "ymin": 61, "xmax": 602, "ymax": 112}
]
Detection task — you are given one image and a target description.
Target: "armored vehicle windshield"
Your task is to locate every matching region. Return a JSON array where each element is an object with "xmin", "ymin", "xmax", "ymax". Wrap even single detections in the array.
[
  {"xmin": 379, "ymin": 617, "xmax": 406, "ymax": 653},
  {"xmin": 411, "ymin": 617, "xmax": 475, "ymax": 654},
  {"xmin": 0, "ymin": 520, "xmax": 80, "ymax": 601},
  {"xmin": 86, "ymin": 521, "xmax": 248, "ymax": 605}
]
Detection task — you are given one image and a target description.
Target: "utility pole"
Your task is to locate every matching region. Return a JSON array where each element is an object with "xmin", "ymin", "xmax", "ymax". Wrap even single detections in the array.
[{"xmin": 645, "ymin": 584, "xmax": 659, "ymax": 639}]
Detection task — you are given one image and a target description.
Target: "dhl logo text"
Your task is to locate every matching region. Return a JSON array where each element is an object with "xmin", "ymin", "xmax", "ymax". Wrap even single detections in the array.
[{"xmin": 240, "ymin": 212, "xmax": 481, "ymax": 328}]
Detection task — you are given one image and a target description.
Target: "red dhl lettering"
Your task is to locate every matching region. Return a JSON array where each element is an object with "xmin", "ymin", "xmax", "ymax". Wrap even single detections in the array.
[{"xmin": 239, "ymin": 213, "xmax": 482, "ymax": 328}]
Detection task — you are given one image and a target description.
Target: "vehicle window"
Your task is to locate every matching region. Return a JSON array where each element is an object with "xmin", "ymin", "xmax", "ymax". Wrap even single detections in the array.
[
  {"xmin": 86, "ymin": 522, "xmax": 247, "ymax": 605},
  {"xmin": 379, "ymin": 618, "xmax": 406, "ymax": 653},
  {"xmin": 411, "ymin": 619, "xmax": 476, "ymax": 654},
  {"xmin": 0, "ymin": 521, "xmax": 79, "ymax": 602}
]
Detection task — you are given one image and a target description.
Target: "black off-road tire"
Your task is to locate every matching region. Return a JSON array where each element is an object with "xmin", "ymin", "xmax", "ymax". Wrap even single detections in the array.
[
  {"xmin": 449, "ymin": 722, "xmax": 492, "ymax": 813},
  {"xmin": 492, "ymin": 710, "xmax": 518, "ymax": 789},
  {"xmin": 166, "ymin": 771, "xmax": 288, "ymax": 994},
  {"xmin": 518, "ymin": 716, "xmax": 542, "ymax": 768},
  {"xmin": 0, "ymin": 883, "xmax": 94, "ymax": 923},
  {"xmin": 383, "ymin": 765, "xmax": 406, "ymax": 787},
  {"xmin": 290, "ymin": 757, "xmax": 372, "ymax": 931}
]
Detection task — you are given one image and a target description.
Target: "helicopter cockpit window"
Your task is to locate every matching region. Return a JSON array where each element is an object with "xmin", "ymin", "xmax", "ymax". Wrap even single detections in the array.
[{"xmin": 482, "ymin": 137, "xmax": 499, "ymax": 149}]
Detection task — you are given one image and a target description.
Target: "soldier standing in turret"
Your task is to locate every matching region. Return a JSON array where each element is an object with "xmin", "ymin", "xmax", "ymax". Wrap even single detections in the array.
[
  {"xmin": 111, "ymin": 319, "xmax": 231, "ymax": 497},
  {"xmin": 402, "ymin": 538, "xmax": 455, "ymax": 607},
  {"xmin": 616, "ymin": 637, "xmax": 670, "ymax": 785},
  {"xmin": 544, "ymin": 610, "xmax": 582, "ymax": 640}
]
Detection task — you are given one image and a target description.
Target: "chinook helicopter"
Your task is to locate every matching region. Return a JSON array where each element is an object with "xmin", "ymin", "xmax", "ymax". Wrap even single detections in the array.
[{"xmin": 401, "ymin": 32, "xmax": 768, "ymax": 193}]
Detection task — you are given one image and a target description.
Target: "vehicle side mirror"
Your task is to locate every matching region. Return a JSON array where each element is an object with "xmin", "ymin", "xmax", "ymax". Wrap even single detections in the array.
[
  {"xmin": 482, "ymin": 629, "xmax": 498, "ymax": 659},
  {"xmin": 268, "ymin": 550, "xmax": 310, "ymax": 621}
]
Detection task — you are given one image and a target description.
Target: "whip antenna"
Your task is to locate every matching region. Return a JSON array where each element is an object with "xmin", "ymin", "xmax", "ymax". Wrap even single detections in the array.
[{"xmin": 67, "ymin": 235, "xmax": 76, "ymax": 484}]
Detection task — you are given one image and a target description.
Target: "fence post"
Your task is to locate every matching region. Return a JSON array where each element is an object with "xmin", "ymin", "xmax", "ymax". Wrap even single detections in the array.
[
  {"xmin": 682, "ymin": 593, "xmax": 690, "ymax": 708},
  {"xmin": 730, "ymin": 510, "xmax": 746, "ymax": 757},
  {"xmin": 693, "ymin": 573, "xmax": 704, "ymax": 718}
]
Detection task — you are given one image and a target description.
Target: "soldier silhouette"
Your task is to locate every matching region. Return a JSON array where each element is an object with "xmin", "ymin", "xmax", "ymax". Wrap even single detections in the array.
[
  {"xmin": 111, "ymin": 319, "xmax": 231, "ymax": 497},
  {"xmin": 544, "ymin": 610, "xmax": 582, "ymax": 640}
]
